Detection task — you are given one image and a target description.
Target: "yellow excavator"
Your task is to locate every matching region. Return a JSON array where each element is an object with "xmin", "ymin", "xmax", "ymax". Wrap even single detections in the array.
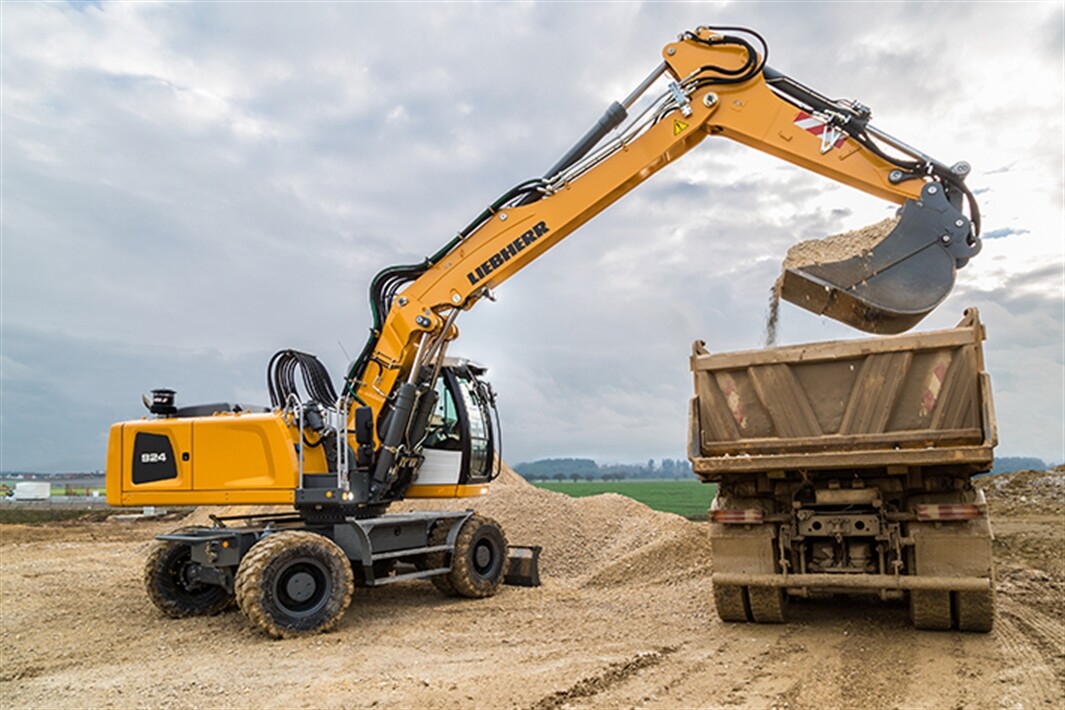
[{"xmin": 106, "ymin": 26, "xmax": 981, "ymax": 637}]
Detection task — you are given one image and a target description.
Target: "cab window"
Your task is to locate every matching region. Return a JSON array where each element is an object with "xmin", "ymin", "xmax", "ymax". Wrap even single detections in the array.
[{"xmin": 423, "ymin": 377, "xmax": 461, "ymax": 451}]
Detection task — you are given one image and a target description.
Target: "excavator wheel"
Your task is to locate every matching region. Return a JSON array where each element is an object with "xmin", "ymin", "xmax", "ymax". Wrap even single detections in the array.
[
  {"xmin": 954, "ymin": 590, "xmax": 995, "ymax": 633},
  {"xmin": 909, "ymin": 589, "xmax": 953, "ymax": 631},
  {"xmin": 144, "ymin": 526, "xmax": 234, "ymax": 618},
  {"xmin": 748, "ymin": 585, "xmax": 788, "ymax": 623},
  {"xmin": 713, "ymin": 584, "xmax": 751, "ymax": 623},
  {"xmin": 447, "ymin": 515, "xmax": 510, "ymax": 599},
  {"xmin": 235, "ymin": 531, "xmax": 353, "ymax": 639}
]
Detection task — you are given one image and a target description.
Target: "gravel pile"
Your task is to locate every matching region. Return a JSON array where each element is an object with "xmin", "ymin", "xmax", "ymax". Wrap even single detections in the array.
[
  {"xmin": 397, "ymin": 463, "xmax": 711, "ymax": 588},
  {"xmin": 977, "ymin": 467, "xmax": 1065, "ymax": 517}
]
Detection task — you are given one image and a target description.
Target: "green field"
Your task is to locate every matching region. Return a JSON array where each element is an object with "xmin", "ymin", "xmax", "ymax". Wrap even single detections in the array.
[{"xmin": 534, "ymin": 480, "xmax": 716, "ymax": 519}]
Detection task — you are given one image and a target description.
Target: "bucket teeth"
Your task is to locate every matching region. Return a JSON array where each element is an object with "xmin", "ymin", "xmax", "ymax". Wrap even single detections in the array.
[{"xmin": 781, "ymin": 184, "xmax": 979, "ymax": 334}]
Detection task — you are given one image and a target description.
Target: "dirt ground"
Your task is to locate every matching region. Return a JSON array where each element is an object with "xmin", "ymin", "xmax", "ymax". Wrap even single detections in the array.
[{"xmin": 1, "ymin": 468, "xmax": 1062, "ymax": 709}]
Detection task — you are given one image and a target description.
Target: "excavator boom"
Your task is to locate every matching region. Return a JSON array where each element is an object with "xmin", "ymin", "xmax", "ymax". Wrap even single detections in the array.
[{"xmin": 344, "ymin": 26, "xmax": 981, "ymax": 501}]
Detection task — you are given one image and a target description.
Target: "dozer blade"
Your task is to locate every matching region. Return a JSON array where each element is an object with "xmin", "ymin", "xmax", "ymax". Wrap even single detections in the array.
[
  {"xmin": 504, "ymin": 545, "xmax": 542, "ymax": 587},
  {"xmin": 781, "ymin": 182, "xmax": 981, "ymax": 334}
]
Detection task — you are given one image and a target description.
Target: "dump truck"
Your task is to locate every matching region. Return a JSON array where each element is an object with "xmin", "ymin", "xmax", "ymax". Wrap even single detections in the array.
[{"xmin": 689, "ymin": 309, "xmax": 996, "ymax": 631}]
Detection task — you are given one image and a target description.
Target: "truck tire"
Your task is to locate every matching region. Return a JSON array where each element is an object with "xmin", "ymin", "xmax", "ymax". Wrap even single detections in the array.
[
  {"xmin": 955, "ymin": 590, "xmax": 995, "ymax": 632},
  {"xmin": 910, "ymin": 589, "xmax": 953, "ymax": 631},
  {"xmin": 713, "ymin": 584, "xmax": 751, "ymax": 622},
  {"xmin": 447, "ymin": 515, "xmax": 509, "ymax": 598},
  {"xmin": 748, "ymin": 585, "xmax": 787, "ymax": 623},
  {"xmin": 144, "ymin": 526, "xmax": 233, "ymax": 618},
  {"xmin": 235, "ymin": 531, "xmax": 353, "ymax": 639}
]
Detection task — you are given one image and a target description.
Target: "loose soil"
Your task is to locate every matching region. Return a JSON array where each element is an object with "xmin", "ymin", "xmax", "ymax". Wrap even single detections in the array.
[
  {"xmin": 2, "ymin": 466, "xmax": 1062, "ymax": 709},
  {"xmin": 765, "ymin": 218, "xmax": 899, "ymax": 345}
]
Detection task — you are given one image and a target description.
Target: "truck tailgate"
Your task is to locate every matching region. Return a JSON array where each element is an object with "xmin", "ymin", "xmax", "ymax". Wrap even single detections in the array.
[{"xmin": 688, "ymin": 309, "xmax": 996, "ymax": 477}]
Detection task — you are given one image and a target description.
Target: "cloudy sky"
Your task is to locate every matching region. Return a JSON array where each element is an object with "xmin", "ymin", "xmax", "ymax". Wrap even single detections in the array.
[{"xmin": 2, "ymin": 1, "xmax": 1062, "ymax": 472}]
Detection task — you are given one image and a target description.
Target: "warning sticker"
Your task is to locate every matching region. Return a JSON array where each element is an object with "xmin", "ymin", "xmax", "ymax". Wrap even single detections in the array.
[
  {"xmin": 673, "ymin": 119, "xmax": 689, "ymax": 136},
  {"xmin": 793, "ymin": 111, "xmax": 846, "ymax": 152}
]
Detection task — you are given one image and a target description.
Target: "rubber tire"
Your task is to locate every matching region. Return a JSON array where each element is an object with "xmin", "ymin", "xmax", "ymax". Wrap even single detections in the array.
[
  {"xmin": 955, "ymin": 589, "xmax": 995, "ymax": 633},
  {"xmin": 144, "ymin": 526, "xmax": 233, "ymax": 618},
  {"xmin": 235, "ymin": 531, "xmax": 353, "ymax": 639},
  {"xmin": 910, "ymin": 589, "xmax": 953, "ymax": 631},
  {"xmin": 447, "ymin": 515, "xmax": 509, "ymax": 599},
  {"xmin": 713, "ymin": 584, "xmax": 751, "ymax": 623},
  {"xmin": 422, "ymin": 521, "xmax": 457, "ymax": 596},
  {"xmin": 748, "ymin": 585, "xmax": 787, "ymax": 623}
]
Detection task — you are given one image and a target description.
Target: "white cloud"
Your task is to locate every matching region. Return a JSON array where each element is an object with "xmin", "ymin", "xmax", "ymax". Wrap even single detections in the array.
[{"xmin": 2, "ymin": 1, "xmax": 1062, "ymax": 470}]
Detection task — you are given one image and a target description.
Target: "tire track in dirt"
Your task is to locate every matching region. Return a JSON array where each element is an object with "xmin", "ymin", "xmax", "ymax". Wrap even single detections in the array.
[
  {"xmin": 895, "ymin": 625, "xmax": 1000, "ymax": 708},
  {"xmin": 526, "ymin": 646, "xmax": 676, "ymax": 710},
  {"xmin": 997, "ymin": 598, "xmax": 1065, "ymax": 703},
  {"xmin": 652, "ymin": 623, "xmax": 816, "ymax": 708},
  {"xmin": 991, "ymin": 602, "xmax": 1063, "ymax": 708},
  {"xmin": 999, "ymin": 598, "xmax": 1065, "ymax": 663}
]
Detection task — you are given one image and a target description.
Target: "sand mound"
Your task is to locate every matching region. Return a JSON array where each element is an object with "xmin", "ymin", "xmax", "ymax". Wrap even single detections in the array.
[
  {"xmin": 180, "ymin": 462, "xmax": 711, "ymax": 588},
  {"xmin": 398, "ymin": 464, "xmax": 711, "ymax": 588}
]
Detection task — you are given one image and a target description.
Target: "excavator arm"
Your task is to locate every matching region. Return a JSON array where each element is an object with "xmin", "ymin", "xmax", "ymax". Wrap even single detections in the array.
[{"xmin": 344, "ymin": 26, "xmax": 981, "ymax": 501}]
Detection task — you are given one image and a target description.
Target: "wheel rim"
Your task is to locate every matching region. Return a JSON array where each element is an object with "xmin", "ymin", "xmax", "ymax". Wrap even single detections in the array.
[
  {"xmin": 469, "ymin": 535, "xmax": 503, "ymax": 582},
  {"xmin": 273, "ymin": 557, "xmax": 332, "ymax": 617},
  {"xmin": 168, "ymin": 547, "xmax": 208, "ymax": 595}
]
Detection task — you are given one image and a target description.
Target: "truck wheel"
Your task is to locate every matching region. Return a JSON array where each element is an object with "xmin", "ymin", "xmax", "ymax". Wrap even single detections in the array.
[
  {"xmin": 748, "ymin": 585, "xmax": 787, "ymax": 623},
  {"xmin": 448, "ymin": 515, "xmax": 509, "ymax": 598},
  {"xmin": 713, "ymin": 584, "xmax": 751, "ymax": 622},
  {"xmin": 955, "ymin": 590, "xmax": 995, "ymax": 632},
  {"xmin": 235, "ymin": 531, "xmax": 353, "ymax": 639},
  {"xmin": 910, "ymin": 589, "xmax": 953, "ymax": 631},
  {"xmin": 144, "ymin": 526, "xmax": 233, "ymax": 618}
]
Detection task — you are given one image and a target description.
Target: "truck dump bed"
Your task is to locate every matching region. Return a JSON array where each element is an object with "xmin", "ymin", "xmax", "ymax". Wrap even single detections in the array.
[{"xmin": 688, "ymin": 309, "xmax": 996, "ymax": 477}]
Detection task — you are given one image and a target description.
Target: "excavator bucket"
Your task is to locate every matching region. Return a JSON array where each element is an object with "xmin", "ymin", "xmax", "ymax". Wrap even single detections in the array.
[{"xmin": 781, "ymin": 182, "xmax": 981, "ymax": 334}]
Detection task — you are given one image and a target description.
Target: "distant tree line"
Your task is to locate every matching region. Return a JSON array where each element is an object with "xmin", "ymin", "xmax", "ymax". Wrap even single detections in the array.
[
  {"xmin": 515, "ymin": 455, "xmax": 1057, "ymax": 482},
  {"xmin": 990, "ymin": 457, "xmax": 1047, "ymax": 475},
  {"xmin": 513, "ymin": 457, "xmax": 696, "ymax": 482}
]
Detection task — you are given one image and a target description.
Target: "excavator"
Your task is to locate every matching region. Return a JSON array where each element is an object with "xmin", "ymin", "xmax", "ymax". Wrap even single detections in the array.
[{"xmin": 106, "ymin": 26, "xmax": 981, "ymax": 638}]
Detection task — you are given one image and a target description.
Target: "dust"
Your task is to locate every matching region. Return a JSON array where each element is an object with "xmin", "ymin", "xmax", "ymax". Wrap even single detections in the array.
[
  {"xmin": 764, "ymin": 217, "xmax": 899, "ymax": 344},
  {"xmin": 764, "ymin": 286, "xmax": 781, "ymax": 347}
]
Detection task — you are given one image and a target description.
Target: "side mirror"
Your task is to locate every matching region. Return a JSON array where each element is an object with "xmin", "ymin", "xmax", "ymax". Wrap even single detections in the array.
[{"xmin": 354, "ymin": 407, "xmax": 374, "ymax": 446}]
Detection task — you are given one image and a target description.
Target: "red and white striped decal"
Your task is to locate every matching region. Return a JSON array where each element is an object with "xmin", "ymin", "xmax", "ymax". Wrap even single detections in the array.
[
  {"xmin": 920, "ymin": 352, "xmax": 952, "ymax": 418},
  {"xmin": 718, "ymin": 373, "xmax": 747, "ymax": 430},
  {"xmin": 916, "ymin": 503, "xmax": 985, "ymax": 521},
  {"xmin": 793, "ymin": 111, "xmax": 846, "ymax": 150},
  {"xmin": 711, "ymin": 509, "xmax": 764, "ymax": 524}
]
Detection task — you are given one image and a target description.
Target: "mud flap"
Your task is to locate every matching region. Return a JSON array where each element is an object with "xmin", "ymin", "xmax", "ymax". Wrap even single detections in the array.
[
  {"xmin": 782, "ymin": 182, "xmax": 980, "ymax": 334},
  {"xmin": 504, "ymin": 545, "xmax": 541, "ymax": 587}
]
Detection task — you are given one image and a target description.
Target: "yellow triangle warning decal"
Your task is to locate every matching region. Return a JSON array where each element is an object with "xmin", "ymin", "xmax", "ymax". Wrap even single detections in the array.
[{"xmin": 673, "ymin": 119, "xmax": 689, "ymax": 135}]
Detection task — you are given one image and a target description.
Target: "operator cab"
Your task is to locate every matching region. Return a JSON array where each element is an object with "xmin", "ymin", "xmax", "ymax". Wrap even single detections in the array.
[{"xmin": 411, "ymin": 358, "xmax": 499, "ymax": 495}]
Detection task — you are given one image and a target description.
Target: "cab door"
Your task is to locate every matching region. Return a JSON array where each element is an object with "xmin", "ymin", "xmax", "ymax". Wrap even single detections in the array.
[{"xmin": 408, "ymin": 365, "xmax": 497, "ymax": 497}]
